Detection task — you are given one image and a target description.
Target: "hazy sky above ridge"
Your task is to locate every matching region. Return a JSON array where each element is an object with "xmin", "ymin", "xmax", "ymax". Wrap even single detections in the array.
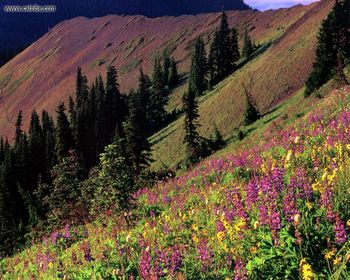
[{"xmin": 245, "ymin": 0, "xmax": 319, "ymax": 11}]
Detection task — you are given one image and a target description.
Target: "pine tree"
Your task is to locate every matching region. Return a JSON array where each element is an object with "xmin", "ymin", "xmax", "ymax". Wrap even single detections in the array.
[
  {"xmin": 242, "ymin": 30, "xmax": 254, "ymax": 58},
  {"xmin": 218, "ymin": 11, "xmax": 233, "ymax": 78},
  {"xmin": 55, "ymin": 102, "xmax": 74, "ymax": 160},
  {"xmin": 14, "ymin": 111, "xmax": 24, "ymax": 145},
  {"xmin": 41, "ymin": 110, "xmax": 56, "ymax": 180},
  {"xmin": 305, "ymin": 0, "xmax": 350, "ymax": 97},
  {"xmin": 243, "ymin": 81, "xmax": 260, "ymax": 125},
  {"xmin": 163, "ymin": 51, "xmax": 171, "ymax": 87},
  {"xmin": 168, "ymin": 57, "xmax": 179, "ymax": 88},
  {"xmin": 189, "ymin": 37, "xmax": 208, "ymax": 96},
  {"xmin": 208, "ymin": 31, "xmax": 220, "ymax": 87},
  {"xmin": 183, "ymin": 87, "xmax": 201, "ymax": 162},
  {"xmin": 95, "ymin": 75, "xmax": 108, "ymax": 154},
  {"xmin": 124, "ymin": 90, "xmax": 151, "ymax": 173},
  {"xmin": 231, "ymin": 27, "xmax": 240, "ymax": 66},
  {"xmin": 138, "ymin": 69, "xmax": 152, "ymax": 134},
  {"xmin": 105, "ymin": 66, "xmax": 128, "ymax": 142},
  {"xmin": 149, "ymin": 59, "xmax": 168, "ymax": 129},
  {"xmin": 28, "ymin": 111, "xmax": 45, "ymax": 189}
]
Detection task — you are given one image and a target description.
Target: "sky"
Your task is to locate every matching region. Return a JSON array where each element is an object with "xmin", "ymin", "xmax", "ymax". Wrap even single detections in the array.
[{"xmin": 245, "ymin": 0, "xmax": 319, "ymax": 11}]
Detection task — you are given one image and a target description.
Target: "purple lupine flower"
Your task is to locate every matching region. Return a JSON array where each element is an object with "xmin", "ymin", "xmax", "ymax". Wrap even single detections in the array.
[
  {"xmin": 259, "ymin": 205, "xmax": 269, "ymax": 226},
  {"xmin": 334, "ymin": 215, "xmax": 348, "ymax": 244},
  {"xmin": 198, "ymin": 239, "xmax": 213, "ymax": 271},
  {"xmin": 140, "ymin": 249, "xmax": 157, "ymax": 280},
  {"xmin": 269, "ymin": 207, "xmax": 282, "ymax": 246},
  {"xmin": 50, "ymin": 231, "xmax": 59, "ymax": 245},
  {"xmin": 63, "ymin": 224, "xmax": 71, "ymax": 239},
  {"xmin": 283, "ymin": 193, "xmax": 299, "ymax": 223},
  {"xmin": 246, "ymin": 179, "xmax": 259, "ymax": 207},
  {"xmin": 170, "ymin": 246, "xmax": 182, "ymax": 273},
  {"xmin": 234, "ymin": 256, "xmax": 248, "ymax": 280},
  {"xmin": 217, "ymin": 220, "xmax": 225, "ymax": 233}
]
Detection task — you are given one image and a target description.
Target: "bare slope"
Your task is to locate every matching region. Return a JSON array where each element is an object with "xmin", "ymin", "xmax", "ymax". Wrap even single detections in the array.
[{"xmin": 0, "ymin": 1, "xmax": 326, "ymax": 140}]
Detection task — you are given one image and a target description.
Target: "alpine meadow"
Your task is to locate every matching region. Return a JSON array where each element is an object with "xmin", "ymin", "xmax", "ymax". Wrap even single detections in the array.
[{"xmin": 0, "ymin": 0, "xmax": 350, "ymax": 279}]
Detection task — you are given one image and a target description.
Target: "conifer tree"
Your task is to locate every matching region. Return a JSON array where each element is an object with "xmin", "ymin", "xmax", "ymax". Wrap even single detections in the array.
[
  {"xmin": 189, "ymin": 37, "xmax": 208, "ymax": 96},
  {"xmin": 243, "ymin": 81, "xmax": 260, "ymax": 125},
  {"xmin": 242, "ymin": 30, "xmax": 254, "ymax": 58},
  {"xmin": 305, "ymin": 0, "xmax": 350, "ymax": 97},
  {"xmin": 218, "ymin": 11, "xmax": 233, "ymax": 78},
  {"xmin": 41, "ymin": 110, "xmax": 56, "ymax": 180},
  {"xmin": 55, "ymin": 102, "xmax": 74, "ymax": 160},
  {"xmin": 28, "ymin": 111, "xmax": 45, "ymax": 189},
  {"xmin": 149, "ymin": 59, "xmax": 168, "ymax": 129},
  {"xmin": 163, "ymin": 51, "xmax": 171, "ymax": 87},
  {"xmin": 231, "ymin": 27, "xmax": 240, "ymax": 65},
  {"xmin": 208, "ymin": 31, "xmax": 220, "ymax": 87},
  {"xmin": 183, "ymin": 87, "xmax": 201, "ymax": 162},
  {"xmin": 95, "ymin": 75, "xmax": 108, "ymax": 154},
  {"xmin": 168, "ymin": 57, "xmax": 179, "ymax": 88},
  {"xmin": 138, "ymin": 69, "xmax": 152, "ymax": 134},
  {"xmin": 124, "ymin": 90, "xmax": 151, "ymax": 173},
  {"xmin": 105, "ymin": 66, "xmax": 128, "ymax": 141}
]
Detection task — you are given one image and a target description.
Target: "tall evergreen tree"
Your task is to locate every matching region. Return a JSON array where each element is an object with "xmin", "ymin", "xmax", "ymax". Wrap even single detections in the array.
[
  {"xmin": 95, "ymin": 75, "xmax": 108, "ymax": 154},
  {"xmin": 231, "ymin": 27, "xmax": 240, "ymax": 66},
  {"xmin": 183, "ymin": 87, "xmax": 201, "ymax": 162},
  {"xmin": 217, "ymin": 11, "xmax": 233, "ymax": 78},
  {"xmin": 124, "ymin": 90, "xmax": 151, "ymax": 173},
  {"xmin": 55, "ymin": 102, "xmax": 74, "ymax": 160},
  {"xmin": 163, "ymin": 51, "xmax": 171, "ymax": 87},
  {"xmin": 189, "ymin": 37, "xmax": 208, "ymax": 96},
  {"xmin": 242, "ymin": 30, "xmax": 255, "ymax": 58},
  {"xmin": 149, "ymin": 59, "xmax": 168, "ymax": 129},
  {"xmin": 105, "ymin": 66, "xmax": 128, "ymax": 141},
  {"xmin": 208, "ymin": 31, "xmax": 220, "ymax": 87},
  {"xmin": 41, "ymin": 110, "xmax": 56, "ymax": 180},
  {"xmin": 28, "ymin": 111, "xmax": 45, "ymax": 189},
  {"xmin": 168, "ymin": 57, "xmax": 179, "ymax": 88},
  {"xmin": 138, "ymin": 69, "xmax": 152, "ymax": 134},
  {"xmin": 305, "ymin": 0, "xmax": 350, "ymax": 97}
]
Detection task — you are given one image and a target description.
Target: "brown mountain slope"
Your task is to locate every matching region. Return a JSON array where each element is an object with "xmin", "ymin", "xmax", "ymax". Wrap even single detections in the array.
[
  {"xmin": 150, "ymin": 0, "xmax": 335, "ymax": 169},
  {"xmin": 0, "ymin": 1, "xmax": 329, "ymax": 139}
]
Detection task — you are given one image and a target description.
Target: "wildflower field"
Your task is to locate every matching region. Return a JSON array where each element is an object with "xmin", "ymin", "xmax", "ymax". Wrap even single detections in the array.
[{"xmin": 2, "ymin": 87, "xmax": 350, "ymax": 279}]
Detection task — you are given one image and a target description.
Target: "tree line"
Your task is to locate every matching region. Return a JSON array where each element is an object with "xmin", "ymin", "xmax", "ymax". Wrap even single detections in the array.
[{"xmin": 0, "ymin": 53, "xmax": 180, "ymax": 255}]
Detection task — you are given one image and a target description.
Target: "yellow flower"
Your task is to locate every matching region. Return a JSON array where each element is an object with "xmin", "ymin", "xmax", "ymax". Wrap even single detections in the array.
[
  {"xmin": 324, "ymin": 249, "xmax": 335, "ymax": 260},
  {"xmin": 306, "ymin": 202, "xmax": 312, "ymax": 210},
  {"xmin": 333, "ymin": 256, "xmax": 342, "ymax": 266},
  {"xmin": 294, "ymin": 136, "xmax": 300, "ymax": 144},
  {"xmin": 346, "ymin": 220, "xmax": 350, "ymax": 227},
  {"xmin": 217, "ymin": 231, "xmax": 225, "ymax": 241},
  {"xmin": 192, "ymin": 236, "xmax": 199, "ymax": 243},
  {"xmin": 48, "ymin": 262, "xmax": 53, "ymax": 269},
  {"xmin": 300, "ymin": 259, "xmax": 314, "ymax": 280}
]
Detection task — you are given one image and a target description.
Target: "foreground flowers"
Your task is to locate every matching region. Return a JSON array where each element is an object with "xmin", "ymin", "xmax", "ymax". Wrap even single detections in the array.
[{"xmin": 1, "ymin": 87, "xmax": 350, "ymax": 279}]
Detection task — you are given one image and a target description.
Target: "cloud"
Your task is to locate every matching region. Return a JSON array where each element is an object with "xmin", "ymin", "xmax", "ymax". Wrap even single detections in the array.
[{"xmin": 245, "ymin": 0, "xmax": 319, "ymax": 11}]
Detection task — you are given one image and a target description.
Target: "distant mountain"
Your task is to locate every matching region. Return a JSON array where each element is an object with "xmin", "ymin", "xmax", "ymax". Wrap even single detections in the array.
[{"xmin": 0, "ymin": 0, "xmax": 250, "ymax": 50}]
